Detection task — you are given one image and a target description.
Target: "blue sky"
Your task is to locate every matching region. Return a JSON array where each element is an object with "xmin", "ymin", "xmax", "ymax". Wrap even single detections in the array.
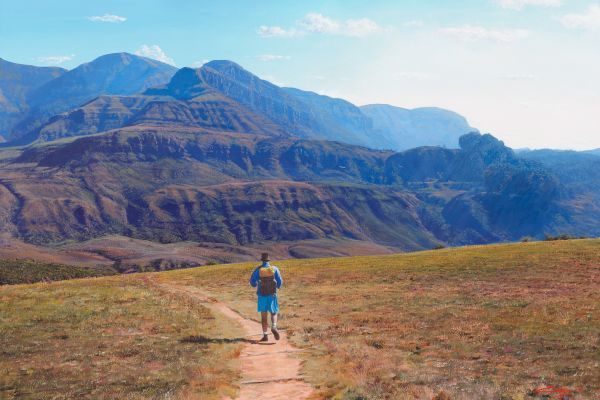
[{"xmin": 2, "ymin": 0, "xmax": 599, "ymax": 149}]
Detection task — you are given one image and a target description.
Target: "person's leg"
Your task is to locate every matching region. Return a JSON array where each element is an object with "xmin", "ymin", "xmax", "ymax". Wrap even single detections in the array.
[
  {"xmin": 260, "ymin": 312, "xmax": 269, "ymax": 341},
  {"xmin": 270, "ymin": 312, "xmax": 278, "ymax": 327},
  {"xmin": 270, "ymin": 312, "xmax": 280, "ymax": 340}
]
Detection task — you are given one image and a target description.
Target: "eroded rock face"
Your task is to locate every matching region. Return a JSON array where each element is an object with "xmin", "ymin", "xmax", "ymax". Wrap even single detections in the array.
[{"xmin": 2, "ymin": 128, "xmax": 579, "ymax": 248}]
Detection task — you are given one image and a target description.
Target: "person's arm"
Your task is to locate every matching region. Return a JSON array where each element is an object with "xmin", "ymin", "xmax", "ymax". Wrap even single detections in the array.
[
  {"xmin": 249, "ymin": 268, "xmax": 259, "ymax": 288},
  {"xmin": 274, "ymin": 267, "xmax": 283, "ymax": 289}
]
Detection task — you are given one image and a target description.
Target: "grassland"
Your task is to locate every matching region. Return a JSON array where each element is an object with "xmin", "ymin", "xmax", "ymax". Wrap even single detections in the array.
[
  {"xmin": 157, "ymin": 239, "xmax": 600, "ymax": 399},
  {"xmin": 0, "ymin": 276, "xmax": 244, "ymax": 399},
  {"xmin": 1, "ymin": 239, "xmax": 599, "ymax": 399}
]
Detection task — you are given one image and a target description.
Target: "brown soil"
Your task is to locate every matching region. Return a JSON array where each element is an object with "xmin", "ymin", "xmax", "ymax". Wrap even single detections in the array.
[{"xmin": 158, "ymin": 283, "xmax": 315, "ymax": 400}]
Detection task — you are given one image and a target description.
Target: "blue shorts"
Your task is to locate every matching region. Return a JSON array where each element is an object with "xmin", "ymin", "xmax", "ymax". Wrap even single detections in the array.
[{"xmin": 257, "ymin": 294, "xmax": 279, "ymax": 314}]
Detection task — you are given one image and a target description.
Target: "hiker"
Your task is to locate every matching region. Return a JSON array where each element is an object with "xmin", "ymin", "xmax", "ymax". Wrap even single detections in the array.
[{"xmin": 249, "ymin": 253, "xmax": 283, "ymax": 342}]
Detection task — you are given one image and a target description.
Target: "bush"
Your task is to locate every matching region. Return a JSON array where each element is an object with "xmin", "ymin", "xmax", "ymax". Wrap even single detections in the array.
[{"xmin": 544, "ymin": 234, "xmax": 574, "ymax": 241}]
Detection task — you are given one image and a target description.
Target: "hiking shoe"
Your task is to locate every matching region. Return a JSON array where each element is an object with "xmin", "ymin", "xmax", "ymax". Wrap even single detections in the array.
[
  {"xmin": 259, "ymin": 334, "xmax": 269, "ymax": 342},
  {"xmin": 271, "ymin": 327, "xmax": 280, "ymax": 341}
]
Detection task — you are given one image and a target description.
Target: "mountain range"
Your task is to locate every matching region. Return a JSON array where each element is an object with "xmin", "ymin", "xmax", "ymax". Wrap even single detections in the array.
[
  {"xmin": 0, "ymin": 52, "xmax": 598, "ymax": 266},
  {"xmin": 1, "ymin": 53, "xmax": 475, "ymax": 150}
]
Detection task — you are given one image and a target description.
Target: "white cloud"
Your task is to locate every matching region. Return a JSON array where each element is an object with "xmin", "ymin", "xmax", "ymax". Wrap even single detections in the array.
[
  {"xmin": 259, "ymin": 13, "xmax": 381, "ymax": 38},
  {"xmin": 344, "ymin": 18, "xmax": 382, "ymax": 37},
  {"xmin": 440, "ymin": 25, "xmax": 531, "ymax": 42},
  {"xmin": 299, "ymin": 13, "xmax": 381, "ymax": 37},
  {"xmin": 135, "ymin": 44, "xmax": 176, "ymax": 66},
  {"xmin": 559, "ymin": 5, "xmax": 600, "ymax": 30},
  {"xmin": 87, "ymin": 14, "xmax": 127, "ymax": 23},
  {"xmin": 36, "ymin": 54, "xmax": 74, "ymax": 64},
  {"xmin": 299, "ymin": 13, "xmax": 340, "ymax": 34},
  {"xmin": 255, "ymin": 54, "xmax": 291, "ymax": 61},
  {"xmin": 496, "ymin": 0, "xmax": 561, "ymax": 10},
  {"xmin": 257, "ymin": 26, "xmax": 299, "ymax": 37}
]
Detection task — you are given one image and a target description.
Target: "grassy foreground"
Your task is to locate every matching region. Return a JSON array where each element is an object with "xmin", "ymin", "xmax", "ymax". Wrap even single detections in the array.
[
  {"xmin": 1, "ymin": 239, "xmax": 599, "ymax": 399},
  {"xmin": 158, "ymin": 239, "xmax": 600, "ymax": 399},
  {"xmin": 0, "ymin": 276, "xmax": 244, "ymax": 399}
]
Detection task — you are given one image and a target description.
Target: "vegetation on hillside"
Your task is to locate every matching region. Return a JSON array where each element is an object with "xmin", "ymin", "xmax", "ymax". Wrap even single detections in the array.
[{"xmin": 0, "ymin": 259, "xmax": 115, "ymax": 285}]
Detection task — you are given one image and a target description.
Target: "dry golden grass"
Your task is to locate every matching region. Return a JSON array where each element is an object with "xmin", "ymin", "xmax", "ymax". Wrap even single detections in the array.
[
  {"xmin": 158, "ymin": 239, "xmax": 600, "ymax": 400},
  {"xmin": 0, "ymin": 276, "xmax": 244, "ymax": 399},
  {"xmin": 2, "ymin": 239, "xmax": 599, "ymax": 399}
]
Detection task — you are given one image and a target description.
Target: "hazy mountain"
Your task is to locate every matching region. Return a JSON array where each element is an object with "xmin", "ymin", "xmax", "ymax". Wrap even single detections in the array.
[
  {"xmin": 147, "ymin": 61, "xmax": 376, "ymax": 146},
  {"xmin": 0, "ymin": 58, "xmax": 66, "ymax": 137},
  {"xmin": 8, "ymin": 53, "xmax": 177, "ymax": 141},
  {"xmin": 584, "ymin": 148, "xmax": 600, "ymax": 157},
  {"xmin": 518, "ymin": 149, "xmax": 600, "ymax": 190},
  {"xmin": 15, "ymin": 58, "xmax": 475, "ymax": 150},
  {"xmin": 361, "ymin": 104, "xmax": 477, "ymax": 150}
]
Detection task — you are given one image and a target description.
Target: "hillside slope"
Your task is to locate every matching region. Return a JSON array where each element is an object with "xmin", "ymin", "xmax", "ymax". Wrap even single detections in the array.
[
  {"xmin": 7, "ymin": 53, "xmax": 177, "ymax": 142},
  {"xmin": 1, "ymin": 128, "xmax": 581, "ymax": 251},
  {"xmin": 0, "ymin": 58, "xmax": 66, "ymax": 136},
  {"xmin": 2, "ymin": 239, "xmax": 598, "ymax": 399}
]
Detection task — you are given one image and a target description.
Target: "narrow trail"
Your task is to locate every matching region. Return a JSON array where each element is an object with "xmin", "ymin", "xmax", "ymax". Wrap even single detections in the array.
[{"xmin": 158, "ymin": 283, "xmax": 315, "ymax": 400}]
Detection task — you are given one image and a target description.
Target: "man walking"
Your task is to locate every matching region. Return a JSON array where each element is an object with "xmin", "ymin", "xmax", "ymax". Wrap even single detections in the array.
[{"xmin": 249, "ymin": 253, "xmax": 283, "ymax": 342}]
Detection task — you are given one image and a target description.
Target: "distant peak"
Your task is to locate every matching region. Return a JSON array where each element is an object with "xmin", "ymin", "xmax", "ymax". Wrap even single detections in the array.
[
  {"xmin": 87, "ymin": 52, "xmax": 176, "ymax": 69},
  {"xmin": 202, "ymin": 60, "xmax": 243, "ymax": 69},
  {"xmin": 93, "ymin": 52, "xmax": 134, "ymax": 61},
  {"xmin": 169, "ymin": 67, "xmax": 202, "ymax": 86}
]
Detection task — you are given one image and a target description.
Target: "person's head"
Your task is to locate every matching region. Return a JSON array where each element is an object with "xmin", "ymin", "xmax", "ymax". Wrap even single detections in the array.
[{"xmin": 260, "ymin": 253, "xmax": 270, "ymax": 265}]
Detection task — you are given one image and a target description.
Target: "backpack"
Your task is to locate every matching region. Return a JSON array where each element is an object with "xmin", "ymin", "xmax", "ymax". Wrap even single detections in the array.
[{"xmin": 258, "ymin": 266, "xmax": 277, "ymax": 296}]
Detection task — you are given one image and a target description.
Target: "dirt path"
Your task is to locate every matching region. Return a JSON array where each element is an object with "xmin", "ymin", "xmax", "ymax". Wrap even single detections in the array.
[{"xmin": 158, "ymin": 283, "xmax": 315, "ymax": 400}]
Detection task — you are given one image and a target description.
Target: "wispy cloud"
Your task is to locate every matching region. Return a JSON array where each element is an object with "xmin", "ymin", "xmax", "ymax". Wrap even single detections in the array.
[
  {"xmin": 342, "ymin": 18, "xmax": 382, "ymax": 37},
  {"xmin": 135, "ymin": 44, "xmax": 175, "ymax": 66},
  {"xmin": 440, "ymin": 25, "xmax": 531, "ymax": 42},
  {"xmin": 87, "ymin": 14, "xmax": 127, "ymax": 23},
  {"xmin": 299, "ymin": 13, "xmax": 340, "ymax": 34},
  {"xmin": 559, "ymin": 4, "xmax": 600, "ymax": 30},
  {"xmin": 257, "ymin": 26, "xmax": 300, "ymax": 38},
  {"xmin": 496, "ymin": 0, "xmax": 561, "ymax": 10},
  {"xmin": 255, "ymin": 54, "xmax": 291, "ymax": 62},
  {"xmin": 36, "ymin": 54, "xmax": 74, "ymax": 64},
  {"xmin": 299, "ymin": 13, "xmax": 381, "ymax": 37},
  {"xmin": 259, "ymin": 13, "xmax": 381, "ymax": 38}
]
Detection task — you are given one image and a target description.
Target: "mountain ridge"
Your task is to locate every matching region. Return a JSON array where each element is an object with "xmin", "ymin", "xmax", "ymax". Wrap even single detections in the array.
[
  {"xmin": 6, "ymin": 52, "xmax": 177, "ymax": 142},
  {"xmin": 3, "ymin": 54, "xmax": 475, "ymax": 151},
  {"xmin": 0, "ymin": 58, "xmax": 67, "ymax": 137}
]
